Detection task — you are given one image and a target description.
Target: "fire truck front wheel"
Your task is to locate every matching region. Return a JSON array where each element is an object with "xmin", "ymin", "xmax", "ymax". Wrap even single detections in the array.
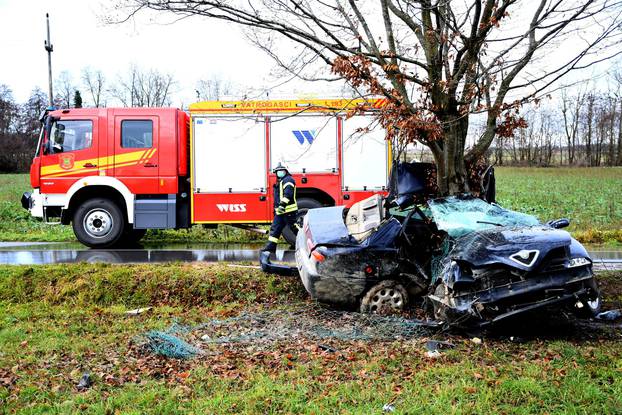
[{"xmin": 72, "ymin": 198, "xmax": 126, "ymax": 248}]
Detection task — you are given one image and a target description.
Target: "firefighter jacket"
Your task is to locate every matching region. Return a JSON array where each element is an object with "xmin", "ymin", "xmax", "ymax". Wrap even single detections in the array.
[{"xmin": 273, "ymin": 174, "xmax": 298, "ymax": 215}]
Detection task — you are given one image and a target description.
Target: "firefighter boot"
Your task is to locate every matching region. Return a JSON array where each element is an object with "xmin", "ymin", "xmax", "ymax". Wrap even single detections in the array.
[{"xmin": 261, "ymin": 241, "xmax": 277, "ymax": 253}]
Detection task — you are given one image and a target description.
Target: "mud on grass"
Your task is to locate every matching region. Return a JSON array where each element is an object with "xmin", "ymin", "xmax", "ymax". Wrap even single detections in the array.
[{"xmin": 1, "ymin": 264, "xmax": 621, "ymax": 413}]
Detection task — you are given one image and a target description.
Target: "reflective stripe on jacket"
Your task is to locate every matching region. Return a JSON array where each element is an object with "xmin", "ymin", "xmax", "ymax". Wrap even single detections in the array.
[{"xmin": 274, "ymin": 174, "xmax": 298, "ymax": 215}]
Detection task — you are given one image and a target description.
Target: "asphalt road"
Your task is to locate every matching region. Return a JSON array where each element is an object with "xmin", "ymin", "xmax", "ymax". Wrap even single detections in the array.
[{"xmin": 0, "ymin": 242, "xmax": 620, "ymax": 270}]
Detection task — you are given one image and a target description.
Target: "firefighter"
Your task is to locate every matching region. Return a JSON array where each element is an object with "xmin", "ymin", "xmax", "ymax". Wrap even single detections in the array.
[{"xmin": 261, "ymin": 163, "xmax": 298, "ymax": 253}]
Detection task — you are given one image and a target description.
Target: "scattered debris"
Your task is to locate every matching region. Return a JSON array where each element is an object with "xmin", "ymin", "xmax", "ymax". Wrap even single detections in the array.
[
  {"xmin": 382, "ymin": 403, "xmax": 396, "ymax": 412},
  {"xmin": 227, "ymin": 264, "xmax": 261, "ymax": 270},
  {"xmin": 141, "ymin": 330, "xmax": 202, "ymax": 359},
  {"xmin": 425, "ymin": 350, "xmax": 442, "ymax": 359},
  {"xmin": 317, "ymin": 343, "xmax": 337, "ymax": 353},
  {"xmin": 137, "ymin": 304, "xmax": 433, "ymax": 358},
  {"xmin": 126, "ymin": 307, "xmax": 152, "ymax": 316},
  {"xmin": 596, "ymin": 309, "xmax": 622, "ymax": 321},
  {"xmin": 76, "ymin": 372, "xmax": 92, "ymax": 391},
  {"xmin": 425, "ymin": 340, "xmax": 455, "ymax": 351},
  {"xmin": 471, "ymin": 337, "xmax": 482, "ymax": 345}
]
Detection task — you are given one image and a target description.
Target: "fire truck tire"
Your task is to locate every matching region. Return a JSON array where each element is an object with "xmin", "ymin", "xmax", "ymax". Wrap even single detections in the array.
[
  {"xmin": 72, "ymin": 198, "xmax": 126, "ymax": 248},
  {"xmin": 282, "ymin": 197, "xmax": 323, "ymax": 246}
]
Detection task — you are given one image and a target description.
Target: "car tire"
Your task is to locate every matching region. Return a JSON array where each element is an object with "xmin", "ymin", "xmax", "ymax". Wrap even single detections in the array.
[
  {"xmin": 282, "ymin": 198, "xmax": 323, "ymax": 246},
  {"xmin": 72, "ymin": 198, "xmax": 126, "ymax": 248},
  {"xmin": 360, "ymin": 280, "xmax": 409, "ymax": 314}
]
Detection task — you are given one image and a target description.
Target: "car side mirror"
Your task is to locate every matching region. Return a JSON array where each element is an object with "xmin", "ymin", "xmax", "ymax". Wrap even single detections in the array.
[{"xmin": 548, "ymin": 218, "xmax": 570, "ymax": 229}]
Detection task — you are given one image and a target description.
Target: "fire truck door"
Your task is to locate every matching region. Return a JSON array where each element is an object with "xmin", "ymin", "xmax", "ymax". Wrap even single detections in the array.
[
  {"xmin": 191, "ymin": 116, "xmax": 269, "ymax": 223},
  {"xmin": 39, "ymin": 116, "xmax": 98, "ymax": 194},
  {"xmin": 112, "ymin": 115, "xmax": 159, "ymax": 193}
]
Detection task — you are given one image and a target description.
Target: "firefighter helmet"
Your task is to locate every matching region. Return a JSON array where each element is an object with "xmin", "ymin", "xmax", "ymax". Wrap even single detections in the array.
[{"xmin": 273, "ymin": 162, "xmax": 289, "ymax": 174}]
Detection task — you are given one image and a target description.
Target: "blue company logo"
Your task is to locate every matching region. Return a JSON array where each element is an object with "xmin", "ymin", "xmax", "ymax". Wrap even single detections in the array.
[{"xmin": 292, "ymin": 130, "xmax": 315, "ymax": 145}]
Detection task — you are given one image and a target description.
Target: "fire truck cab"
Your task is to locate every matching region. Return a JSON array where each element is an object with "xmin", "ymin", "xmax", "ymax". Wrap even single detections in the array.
[{"xmin": 22, "ymin": 98, "xmax": 390, "ymax": 248}]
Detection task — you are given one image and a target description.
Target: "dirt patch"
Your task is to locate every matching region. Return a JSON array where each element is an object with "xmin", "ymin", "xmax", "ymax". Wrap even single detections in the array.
[{"xmin": 597, "ymin": 271, "xmax": 622, "ymax": 310}]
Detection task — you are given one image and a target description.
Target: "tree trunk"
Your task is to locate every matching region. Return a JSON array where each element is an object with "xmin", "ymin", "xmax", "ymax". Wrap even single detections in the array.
[{"xmin": 431, "ymin": 114, "xmax": 470, "ymax": 195}]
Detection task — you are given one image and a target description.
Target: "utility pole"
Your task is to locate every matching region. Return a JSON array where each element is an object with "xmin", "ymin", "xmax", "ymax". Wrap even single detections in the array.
[{"xmin": 44, "ymin": 13, "xmax": 54, "ymax": 106}]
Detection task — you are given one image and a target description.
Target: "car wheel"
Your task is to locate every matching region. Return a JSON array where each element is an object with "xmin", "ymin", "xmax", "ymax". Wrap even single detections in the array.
[
  {"xmin": 282, "ymin": 198, "xmax": 323, "ymax": 246},
  {"xmin": 72, "ymin": 198, "xmax": 125, "ymax": 248},
  {"xmin": 360, "ymin": 280, "xmax": 408, "ymax": 314}
]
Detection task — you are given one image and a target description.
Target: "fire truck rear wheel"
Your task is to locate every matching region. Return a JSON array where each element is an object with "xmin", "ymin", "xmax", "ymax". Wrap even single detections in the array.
[
  {"xmin": 282, "ymin": 198, "xmax": 323, "ymax": 246},
  {"xmin": 72, "ymin": 198, "xmax": 126, "ymax": 248}
]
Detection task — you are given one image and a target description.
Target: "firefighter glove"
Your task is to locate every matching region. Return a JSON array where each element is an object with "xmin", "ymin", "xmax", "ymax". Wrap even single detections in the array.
[{"xmin": 276, "ymin": 205, "xmax": 286, "ymax": 215}]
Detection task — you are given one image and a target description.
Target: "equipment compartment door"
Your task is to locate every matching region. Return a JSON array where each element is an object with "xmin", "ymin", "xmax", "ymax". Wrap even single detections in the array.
[
  {"xmin": 269, "ymin": 115, "xmax": 338, "ymax": 173},
  {"xmin": 192, "ymin": 116, "xmax": 269, "ymax": 223},
  {"xmin": 342, "ymin": 115, "xmax": 388, "ymax": 191}
]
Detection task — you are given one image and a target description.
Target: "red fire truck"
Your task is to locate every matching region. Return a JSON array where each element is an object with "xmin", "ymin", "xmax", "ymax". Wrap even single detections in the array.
[{"xmin": 21, "ymin": 98, "xmax": 391, "ymax": 248}]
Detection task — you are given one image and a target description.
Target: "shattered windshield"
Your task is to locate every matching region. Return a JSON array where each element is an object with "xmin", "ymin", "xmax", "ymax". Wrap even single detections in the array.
[{"xmin": 428, "ymin": 196, "xmax": 539, "ymax": 238}]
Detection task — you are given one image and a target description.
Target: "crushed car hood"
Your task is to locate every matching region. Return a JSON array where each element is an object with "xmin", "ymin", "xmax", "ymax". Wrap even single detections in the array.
[{"xmin": 451, "ymin": 226, "xmax": 572, "ymax": 271}]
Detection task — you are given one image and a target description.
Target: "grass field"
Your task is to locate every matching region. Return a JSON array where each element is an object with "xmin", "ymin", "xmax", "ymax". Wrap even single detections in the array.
[
  {"xmin": 0, "ymin": 263, "xmax": 621, "ymax": 413},
  {"xmin": 494, "ymin": 167, "xmax": 622, "ymax": 239},
  {"xmin": 1, "ymin": 167, "xmax": 621, "ymax": 244}
]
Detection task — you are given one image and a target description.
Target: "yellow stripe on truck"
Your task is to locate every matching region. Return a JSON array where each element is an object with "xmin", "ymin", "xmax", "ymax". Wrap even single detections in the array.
[{"xmin": 40, "ymin": 150, "xmax": 147, "ymax": 177}]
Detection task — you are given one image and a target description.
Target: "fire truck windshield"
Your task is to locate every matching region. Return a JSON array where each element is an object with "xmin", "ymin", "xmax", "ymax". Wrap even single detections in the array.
[{"xmin": 47, "ymin": 120, "xmax": 93, "ymax": 154}]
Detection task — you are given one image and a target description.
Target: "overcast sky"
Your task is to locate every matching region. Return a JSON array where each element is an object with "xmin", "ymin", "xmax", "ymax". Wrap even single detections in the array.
[{"xmin": 0, "ymin": 0, "xmax": 345, "ymax": 107}]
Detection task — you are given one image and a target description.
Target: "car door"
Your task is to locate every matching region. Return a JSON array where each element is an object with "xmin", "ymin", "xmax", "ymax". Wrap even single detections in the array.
[
  {"xmin": 39, "ymin": 116, "xmax": 98, "ymax": 194},
  {"xmin": 112, "ymin": 114, "xmax": 159, "ymax": 194}
]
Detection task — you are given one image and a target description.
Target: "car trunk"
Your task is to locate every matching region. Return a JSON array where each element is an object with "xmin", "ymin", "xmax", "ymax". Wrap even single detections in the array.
[{"xmin": 304, "ymin": 206, "xmax": 351, "ymax": 248}]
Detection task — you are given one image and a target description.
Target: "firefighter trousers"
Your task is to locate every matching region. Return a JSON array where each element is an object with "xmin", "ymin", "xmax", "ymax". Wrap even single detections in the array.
[{"xmin": 267, "ymin": 212, "xmax": 298, "ymax": 243}]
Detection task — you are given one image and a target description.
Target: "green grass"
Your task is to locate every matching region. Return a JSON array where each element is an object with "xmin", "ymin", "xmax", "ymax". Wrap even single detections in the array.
[
  {"xmin": 495, "ymin": 167, "xmax": 622, "ymax": 232},
  {"xmin": 2, "ymin": 167, "xmax": 622, "ymax": 244},
  {"xmin": 1, "ymin": 263, "xmax": 621, "ymax": 413}
]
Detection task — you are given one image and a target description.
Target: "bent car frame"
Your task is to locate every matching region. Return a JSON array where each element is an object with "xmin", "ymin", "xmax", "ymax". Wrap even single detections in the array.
[{"xmin": 264, "ymin": 162, "xmax": 601, "ymax": 327}]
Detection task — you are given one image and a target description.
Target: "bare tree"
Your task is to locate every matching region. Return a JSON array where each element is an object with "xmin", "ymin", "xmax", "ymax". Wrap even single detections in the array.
[
  {"xmin": 54, "ymin": 70, "xmax": 75, "ymax": 109},
  {"xmin": 109, "ymin": 65, "xmax": 175, "ymax": 107},
  {"xmin": 0, "ymin": 87, "xmax": 46, "ymax": 173},
  {"xmin": 115, "ymin": 0, "xmax": 622, "ymax": 194},
  {"xmin": 196, "ymin": 75, "xmax": 235, "ymax": 101},
  {"xmin": 82, "ymin": 67, "xmax": 106, "ymax": 107},
  {"xmin": 561, "ymin": 88, "xmax": 585, "ymax": 165},
  {"xmin": 0, "ymin": 84, "xmax": 17, "ymax": 135}
]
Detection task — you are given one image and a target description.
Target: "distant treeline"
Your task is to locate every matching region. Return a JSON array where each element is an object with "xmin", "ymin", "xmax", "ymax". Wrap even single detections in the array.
[
  {"xmin": 4, "ymin": 73, "xmax": 622, "ymax": 173},
  {"xmin": 0, "ymin": 85, "xmax": 46, "ymax": 173},
  {"xmin": 490, "ymin": 87, "xmax": 622, "ymax": 167}
]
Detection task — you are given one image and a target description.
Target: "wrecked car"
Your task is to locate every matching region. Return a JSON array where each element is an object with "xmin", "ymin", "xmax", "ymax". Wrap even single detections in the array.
[{"xmin": 277, "ymin": 162, "xmax": 601, "ymax": 326}]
